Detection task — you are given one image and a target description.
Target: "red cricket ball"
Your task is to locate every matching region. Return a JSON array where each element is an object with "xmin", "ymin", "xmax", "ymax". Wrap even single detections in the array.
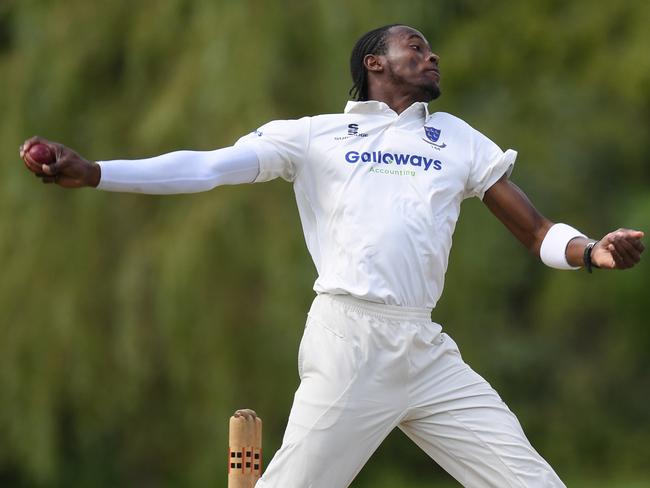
[{"xmin": 28, "ymin": 143, "xmax": 55, "ymax": 165}]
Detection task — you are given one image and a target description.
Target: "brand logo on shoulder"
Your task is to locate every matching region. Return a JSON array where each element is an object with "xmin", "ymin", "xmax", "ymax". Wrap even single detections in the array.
[
  {"xmin": 335, "ymin": 123, "xmax": 368, "ymax": 141},
  {"xmin": 422, "ymin": 126, "xmax": 447, "ymax": 149}
]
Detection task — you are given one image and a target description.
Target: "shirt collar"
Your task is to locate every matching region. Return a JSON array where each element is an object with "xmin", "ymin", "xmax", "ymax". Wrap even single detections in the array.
[{"xmin": 344, "ymin": 100, "xmax": 430, "ymax": 120}]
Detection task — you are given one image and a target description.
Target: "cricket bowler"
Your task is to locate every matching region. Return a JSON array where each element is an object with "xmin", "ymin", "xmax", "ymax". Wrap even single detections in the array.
[{"xmin": 20, "ymin": 24, "xmax": 644, "ymax": 488}]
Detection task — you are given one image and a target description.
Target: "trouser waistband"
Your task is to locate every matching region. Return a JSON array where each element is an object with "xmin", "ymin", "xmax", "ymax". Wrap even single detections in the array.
[{"xmin": 312, "ymin": 293, "xmax": 432, "ymax": 322}]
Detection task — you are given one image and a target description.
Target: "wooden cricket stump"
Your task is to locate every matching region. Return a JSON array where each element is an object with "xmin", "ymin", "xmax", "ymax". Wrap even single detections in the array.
[{"xmin": 228, "ymin": 410, "xmax": 262, "ymax": 488}]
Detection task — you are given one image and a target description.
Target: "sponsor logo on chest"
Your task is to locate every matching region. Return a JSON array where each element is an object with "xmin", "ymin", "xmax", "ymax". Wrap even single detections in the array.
[
  {"xmin": 345, "ymin": 150, "xmax": 442, "ymax": 172},
  {"xmin": 336, "ymin": 122, "xmax": 447, "ymax": 175}
]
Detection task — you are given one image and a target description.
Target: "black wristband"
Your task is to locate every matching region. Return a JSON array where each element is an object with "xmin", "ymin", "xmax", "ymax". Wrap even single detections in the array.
[{"xmin": 583, "ymin": 241, "xmax": 597, "ymax": 273}]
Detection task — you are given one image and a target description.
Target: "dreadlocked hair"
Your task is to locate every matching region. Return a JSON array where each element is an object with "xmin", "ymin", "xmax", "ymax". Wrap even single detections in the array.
[{"xmin": 349, "ymin": 24, "xmax": 400, "ymax": 101}]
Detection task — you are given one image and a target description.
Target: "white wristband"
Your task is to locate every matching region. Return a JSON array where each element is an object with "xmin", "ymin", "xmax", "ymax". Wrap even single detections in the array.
[{"xmin": 540, "ymin": 223, "xmax": 586, "ymax": 270}]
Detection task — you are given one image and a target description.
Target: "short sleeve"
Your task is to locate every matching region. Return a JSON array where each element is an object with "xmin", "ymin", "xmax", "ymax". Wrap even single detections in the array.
[
  {"xmin": 464, "ymin": 129, "xmax": 517, "ymax": 200},
  {"xmin": 234, "ymin": 117, "xmax": 311, "ymax": 183}
]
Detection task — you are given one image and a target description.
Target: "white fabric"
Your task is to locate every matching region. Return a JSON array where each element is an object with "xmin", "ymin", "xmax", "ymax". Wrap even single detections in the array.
[
  {"xmin": 255, "ymin": 294, "xmax": 566, "ymax": 488},
  {"xmin": 540, "ymin": 223, "xmax": 586, "ymax": 270},
  {"xmin": 236, "ymin": 101, "xmax": 516, "ymax": 309},
  {"xmin": 96, "ymin": 146, "xmax": 260, "ymax": 194}
]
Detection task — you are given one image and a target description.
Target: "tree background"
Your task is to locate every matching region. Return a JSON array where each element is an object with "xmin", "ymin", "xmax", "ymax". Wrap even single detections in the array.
[{"xmin": 0, "ymin": 0, "xmax": 648, "ymax": 486}]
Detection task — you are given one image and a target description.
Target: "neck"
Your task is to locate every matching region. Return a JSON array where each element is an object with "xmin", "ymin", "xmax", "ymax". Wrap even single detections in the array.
[{"xmin": 366, "ymin": 86, "xmax": 429, "ymax": 114}]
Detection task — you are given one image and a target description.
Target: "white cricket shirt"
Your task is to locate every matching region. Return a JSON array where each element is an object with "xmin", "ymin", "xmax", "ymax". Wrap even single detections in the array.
[{"xmin": 236, "ymin": 101, "xmax": 516, "ymax": 310}]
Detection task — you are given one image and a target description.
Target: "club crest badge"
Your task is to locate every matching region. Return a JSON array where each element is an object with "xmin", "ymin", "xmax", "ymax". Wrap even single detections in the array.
[
  {"xmin": 422, "ymin": 126, "xmax": 447, "ymax": 149},
  {"xmin": 425, "ymin": 126, "xmax": 441, "ymax": 142}
]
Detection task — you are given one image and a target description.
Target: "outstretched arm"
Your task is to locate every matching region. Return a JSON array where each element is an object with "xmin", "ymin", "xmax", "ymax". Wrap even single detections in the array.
[
  {"xmin": 483, "ymin": 174, "xmax": 644, "ymax": 270},
  {"xmin": 19, "ymin": 136, "xmax": 260, "ymax": 193}
]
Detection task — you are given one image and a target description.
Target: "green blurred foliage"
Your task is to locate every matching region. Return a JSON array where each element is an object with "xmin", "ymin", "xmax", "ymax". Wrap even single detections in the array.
[{"xmin": 0, "ymin": 0, "xmax": 648, "ymax": 486}]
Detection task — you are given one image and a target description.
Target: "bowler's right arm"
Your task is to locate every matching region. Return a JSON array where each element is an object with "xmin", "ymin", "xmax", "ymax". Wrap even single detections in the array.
[{"xmin": 20, "ymin": 136, "xmax": 260, "ymax": 192}]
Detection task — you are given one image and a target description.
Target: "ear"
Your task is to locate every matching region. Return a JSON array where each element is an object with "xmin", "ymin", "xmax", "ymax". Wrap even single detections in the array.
[{"xmin": 364, "ymin": 53, "xmax": 384, "ymax": 73}]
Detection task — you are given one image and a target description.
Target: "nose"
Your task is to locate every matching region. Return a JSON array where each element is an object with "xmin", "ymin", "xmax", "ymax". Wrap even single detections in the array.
[{"xmin": 428, "ymin": 52, "xmax": 440, "ymax": 66}]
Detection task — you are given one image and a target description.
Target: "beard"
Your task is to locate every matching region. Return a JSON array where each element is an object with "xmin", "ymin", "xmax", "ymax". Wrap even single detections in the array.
[
  {"xmin": 403, "ymin": 77, "xmax": 441, "ymax": 103},
  {"xmin": 386, "ymin": 63, "xmax": 442, "ymax": 102},
  {"xmin": 424, "ymin": 82, "xmax": 441, "ymax": 101}
]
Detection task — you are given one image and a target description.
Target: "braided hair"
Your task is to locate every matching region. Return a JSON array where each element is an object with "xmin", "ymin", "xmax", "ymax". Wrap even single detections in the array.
[{"xmin": 349, "ymin": 24, "xmax": 401, "ymax": 101}]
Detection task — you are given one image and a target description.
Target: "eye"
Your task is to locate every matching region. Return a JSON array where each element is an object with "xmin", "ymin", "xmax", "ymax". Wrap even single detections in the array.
[{"xmin": 410, "ymin": 44, "xmax": 420, "ymax": 51}]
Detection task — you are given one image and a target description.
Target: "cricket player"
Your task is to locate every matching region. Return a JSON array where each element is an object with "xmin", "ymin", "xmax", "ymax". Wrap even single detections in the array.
[{"xmin": 21, "ymin": 24, "xmax": 644, "ymax": 488}]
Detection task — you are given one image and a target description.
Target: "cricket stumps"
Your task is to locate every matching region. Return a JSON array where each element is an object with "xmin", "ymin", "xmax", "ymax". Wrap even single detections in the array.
[{"xmin": 228, "ymin": 409, "xmax": 262, "ymax": 488}]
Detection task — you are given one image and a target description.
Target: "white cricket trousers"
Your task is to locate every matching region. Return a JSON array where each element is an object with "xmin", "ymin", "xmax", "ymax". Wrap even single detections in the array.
[{"xmin": 257, "ymin": 294, "xmax": 565, "ymax": 488}]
